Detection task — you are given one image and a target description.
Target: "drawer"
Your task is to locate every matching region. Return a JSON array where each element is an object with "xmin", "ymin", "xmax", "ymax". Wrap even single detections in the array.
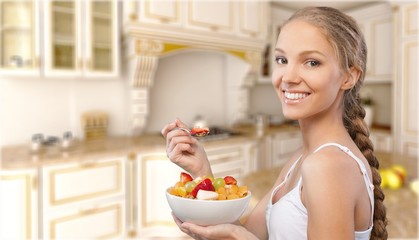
[
  {"xmin": 42, "ymin": 158, "xmax": 125, "ymax": 207},
  {"xmin": 207, "ymin": 146, "xmax": 242, "ymax": 165},
  {"xmin": 45, "ymin": 201, "xmax": 125, "ymax": 239}
]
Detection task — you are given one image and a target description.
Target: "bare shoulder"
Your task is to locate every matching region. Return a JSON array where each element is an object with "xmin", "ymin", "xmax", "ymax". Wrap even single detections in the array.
[{"xmin": 300, "ymin": 147, "xmax": 364, "ymax": 197}]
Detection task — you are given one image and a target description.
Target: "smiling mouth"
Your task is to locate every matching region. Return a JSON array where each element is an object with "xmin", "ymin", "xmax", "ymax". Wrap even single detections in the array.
[{"xmin": 284, "ymin": 91, "xmax": 310, "ymax": 100}]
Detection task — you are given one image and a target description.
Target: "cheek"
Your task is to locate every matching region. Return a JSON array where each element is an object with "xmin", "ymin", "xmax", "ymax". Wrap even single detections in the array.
[{"xmin": 271, "ymin": 68, "xmax": 282, "ymax": 88}]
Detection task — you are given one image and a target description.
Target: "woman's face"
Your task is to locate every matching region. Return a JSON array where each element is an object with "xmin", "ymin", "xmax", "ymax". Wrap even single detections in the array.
[{"xmin": 272, "ymin": 20, "xmax": 346, "ymax": 121}]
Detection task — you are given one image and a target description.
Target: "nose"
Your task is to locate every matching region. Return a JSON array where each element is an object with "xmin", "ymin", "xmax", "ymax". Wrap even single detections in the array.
[{"xmin": 281, "ymin": 63, "xmax": 301, "ymax": 84}]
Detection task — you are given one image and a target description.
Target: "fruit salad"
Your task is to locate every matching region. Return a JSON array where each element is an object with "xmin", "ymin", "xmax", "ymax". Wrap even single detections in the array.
[{"xmin": 168, "ymin": 172, "xmax": 249, "ymax": 200}]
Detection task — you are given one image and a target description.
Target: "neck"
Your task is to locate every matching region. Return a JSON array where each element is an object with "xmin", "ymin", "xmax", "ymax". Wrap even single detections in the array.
[{"xmin": 298, "ymin": 105, "xmax": 351, "ymax": 154}]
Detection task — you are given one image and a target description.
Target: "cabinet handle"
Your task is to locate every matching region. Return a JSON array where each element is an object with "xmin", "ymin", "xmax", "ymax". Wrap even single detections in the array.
[
  {"xmin": 79, "ymin": 205, "xmax": 98, "ymax": 215},
  {"xmin": 79, "ymin": 161, "xmax": 96, "ymax": 168},
  {"xmin": 77, "ymin": 59, "xmax": 83, "ymax": 70},
  {"xmin": 34, "ymin": 56, "xmax": 40, "ymax": 68},
  {"xmin": 32, "ymin": 176, "xmax": 38, "ymax": 190},
  {"xmin": 86, "ymin": 59, "xmax": 91, "ymax": 70}
]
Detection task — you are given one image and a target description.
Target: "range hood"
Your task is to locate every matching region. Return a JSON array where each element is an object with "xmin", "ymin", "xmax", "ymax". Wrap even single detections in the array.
[{"xmin": 122, "ymin": 2, "xmax": 267, "ymax": 135}]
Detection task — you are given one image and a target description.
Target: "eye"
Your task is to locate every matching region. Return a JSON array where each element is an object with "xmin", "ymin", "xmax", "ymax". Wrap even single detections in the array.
[
  {"xmin": 275, "ymin": 56, "xmax": 288, "ymax": 65},
  {"xmin": 305, "ymin": 60, "xmax": 320, "ymax": 67}
]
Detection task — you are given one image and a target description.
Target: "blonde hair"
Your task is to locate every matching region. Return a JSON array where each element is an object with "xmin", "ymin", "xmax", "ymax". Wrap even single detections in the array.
[{"xmin": 284, "ymin": 7, "xmax": 388, "ymax": 240}]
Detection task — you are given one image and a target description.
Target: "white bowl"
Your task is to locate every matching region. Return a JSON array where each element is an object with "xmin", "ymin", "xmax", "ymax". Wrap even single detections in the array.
[{"xmin": 165, "ymin": 189, "xmax": 251, "ymax": 226}]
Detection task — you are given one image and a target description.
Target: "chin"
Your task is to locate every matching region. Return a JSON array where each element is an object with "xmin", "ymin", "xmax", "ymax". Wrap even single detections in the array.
[{"xmin": 282, "ymin": 111, "xmax": 300, "ymax": 121}]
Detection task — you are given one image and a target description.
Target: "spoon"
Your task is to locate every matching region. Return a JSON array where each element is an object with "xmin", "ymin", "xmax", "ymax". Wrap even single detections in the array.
[{"xmin": 178, "ymin": 127, "xmax": 210, "ymax": 137}]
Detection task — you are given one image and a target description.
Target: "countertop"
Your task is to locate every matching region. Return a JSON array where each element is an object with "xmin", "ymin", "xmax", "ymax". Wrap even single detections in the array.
[
  {"xmin": 243, "ymin": 151, "xmax": 418, "ymax": 239},
  {"xmin": 0, "ymin": 124, "xmax": 300, "ymax": 170}
]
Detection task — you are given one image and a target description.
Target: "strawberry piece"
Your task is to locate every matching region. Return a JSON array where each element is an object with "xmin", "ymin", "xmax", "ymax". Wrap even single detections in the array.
[
  {"xmin": 191, "ymin": 178, "xmax": 215, "ymax": 198},
  {"xmin": 180, "ymin": 172, "xmax": 193, "ymax": 184},
  {"xmin": 190, "ymin": 127, "xmax": 210, "ymax": 137},
  {"xmin": 224, "ymin": 176, "xmax": 237, "ymax": 185}
]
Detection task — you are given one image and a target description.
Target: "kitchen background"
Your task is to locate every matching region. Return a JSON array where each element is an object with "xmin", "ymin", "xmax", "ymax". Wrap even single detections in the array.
[{"xmin": 0, "ymin": 0, "xmax": 417, "ymax": 239}]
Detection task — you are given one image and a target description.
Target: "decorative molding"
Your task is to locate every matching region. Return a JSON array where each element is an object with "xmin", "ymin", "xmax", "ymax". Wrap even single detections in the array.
[
  {"xmin": 405, "ymin": 4, "xmax": 418, "ymax": 36},
  {"xmin": 402, "ymin": 41, "xmax": 418, "ymax": 135}
]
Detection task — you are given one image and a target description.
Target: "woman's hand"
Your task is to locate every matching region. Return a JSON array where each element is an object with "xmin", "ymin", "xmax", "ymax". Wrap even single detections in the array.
[
  {"xmin": 161, "ymin": 118, "xmax": 213, "ymax": 178},
  {"xmin": 172, "ymin": 213, "xmax": 258, "ymax": 240}
]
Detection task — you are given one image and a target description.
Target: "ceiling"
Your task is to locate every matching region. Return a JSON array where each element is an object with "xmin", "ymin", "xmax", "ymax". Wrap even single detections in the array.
[{"xmin": 271, "ymin": 1, "xmax": 385, "ymax": 11}]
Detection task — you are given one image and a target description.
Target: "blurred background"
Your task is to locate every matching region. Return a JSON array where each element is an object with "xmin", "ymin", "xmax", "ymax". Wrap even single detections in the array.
[{"xmin": 0, "ymin": 0, "xmax": 417, "ymax": 239}]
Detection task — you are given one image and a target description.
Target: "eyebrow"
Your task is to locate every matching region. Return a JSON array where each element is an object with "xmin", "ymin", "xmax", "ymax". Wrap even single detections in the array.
[{"xmin": 275, "ymin": 48, "xmax": 327, "ymax": 58}]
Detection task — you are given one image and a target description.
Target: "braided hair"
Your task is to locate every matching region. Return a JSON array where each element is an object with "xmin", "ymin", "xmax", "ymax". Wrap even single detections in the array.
[{"xmin": 285, "ymin": 7, "xmax": 388, "ymax": 239}]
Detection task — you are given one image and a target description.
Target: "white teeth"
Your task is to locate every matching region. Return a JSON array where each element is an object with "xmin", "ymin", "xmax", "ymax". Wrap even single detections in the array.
[{"xmin": 284, "ymin": 92, "xmax": 308, "ymax": 100}]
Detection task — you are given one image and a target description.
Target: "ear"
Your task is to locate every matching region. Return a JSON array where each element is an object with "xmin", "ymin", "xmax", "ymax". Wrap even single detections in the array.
[{"xmin": 341, "ymin": 67, "xmax": 361, "ymax": 90}]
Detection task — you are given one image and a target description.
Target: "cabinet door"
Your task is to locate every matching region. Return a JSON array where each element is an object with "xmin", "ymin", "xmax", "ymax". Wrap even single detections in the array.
[
  {"xmin": 0, "ymin": 169, "xmax": 37, "ymax": 239},
  {"xmin": 0, "ymin": 0, "xmax": 40, "ymax": 76},
  {"xmin": 368, "ymin": 17, "xmax": 393, "ymax": 81},
  {"xmin": 187, "ymin": 1, "xmax": 233, "ymax": 33},
  {"xmin": 84, "ymin": 0, "xmax": 119, "ymax": 77},
  {"xmin": 44, "ymin": 0, "xmax": 119, "ymax": 77},
  {"xmin": 136, "ymin": 154, "xmax": 186, "ymax": 238},
  {"xmin": 346, "ymin": 3, "xmax": 393, "ymax": 83},
  {"xmin": 43, "ymin": 0, "xmax": 82, "ymax": 76},
  {"xmin": 238, "ymin": 2, "xmax": 267, "ymax": 39},
  {"xmin": 394, "ymin": 3, "xmax": 418, "ymax": 157},
  {"xmin": 138, "ymin": 0, "xmax": 180, "ymax": 25}
]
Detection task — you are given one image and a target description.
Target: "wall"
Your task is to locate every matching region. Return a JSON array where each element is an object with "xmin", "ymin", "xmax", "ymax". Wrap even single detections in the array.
[
  {"xmin": 146, "ymin": 51, "xmax": 250, "ymax": 133},
  {"xmin": 0, "ymin": 77, "xmax": 128, "ymax": 146}
]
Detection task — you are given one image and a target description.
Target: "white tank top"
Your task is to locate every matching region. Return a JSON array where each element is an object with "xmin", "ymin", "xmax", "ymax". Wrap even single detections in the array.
[{"xmin": 265, "ymin": 143, "xmax": 374, "ymax": 240}]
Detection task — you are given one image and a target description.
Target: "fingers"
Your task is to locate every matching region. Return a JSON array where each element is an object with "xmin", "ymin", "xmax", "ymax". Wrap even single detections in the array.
[
  {"xmin": 172, "ymin": 213, "xmax": 196, "ymax": 237},
  {"xmin": 161, "ymin": 121, "xmax": 177, "ymax": 138},
  {"xmin": 175, "ymin": 118, "xmax": 189, "ymax": 129}
]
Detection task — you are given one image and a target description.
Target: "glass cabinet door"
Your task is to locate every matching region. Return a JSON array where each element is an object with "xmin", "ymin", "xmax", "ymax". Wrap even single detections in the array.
[
  {"xmin": 0, "ymin": 0, "xmax": 39, "ymax": 74},
  {"xmin": 86, "ymin": 0, "xmax": 118, "ymax": 76},
  {"xmin": 90, "ymin": 1, "xmax": 112, "ymax": 71},
  {"xmin": 51, "ymin": 1, "xmax": 76, "ymax": 70}
]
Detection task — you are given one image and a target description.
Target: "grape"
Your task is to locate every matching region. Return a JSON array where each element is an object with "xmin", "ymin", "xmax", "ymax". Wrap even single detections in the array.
[
  {"xmin": 213, "ymin": 178, "xmax": 225, "ymax": 190},
  {"xmin": 184, "ymin": 181, "xmax": 197, "ymax": 193}
]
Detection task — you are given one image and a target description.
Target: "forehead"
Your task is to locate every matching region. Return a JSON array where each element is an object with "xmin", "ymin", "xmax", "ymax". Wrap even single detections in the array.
[{"xmin": 277, "ymin": 20, "xmax": 335, "ymax": 57}]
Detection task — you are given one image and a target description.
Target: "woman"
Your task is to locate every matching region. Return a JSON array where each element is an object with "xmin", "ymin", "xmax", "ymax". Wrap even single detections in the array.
[{"xmin": 161, "ymin": 7, "xmax": 387, "ymax": 240}]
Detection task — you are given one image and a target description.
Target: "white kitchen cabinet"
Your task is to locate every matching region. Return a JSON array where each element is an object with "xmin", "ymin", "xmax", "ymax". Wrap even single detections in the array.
[
  {"xmin": 370, "ymin": 129, "xmax": 393, "ymax": 153},
  {"xmin": 270, "ymin": 130, "xmax": 303, "ymax": 167},
  {"xmin": 134, "ymin": 141, "xmax": 257, "ymax": 238},
  {"xmin": 43, "ymin": 0, "xmax": 119, "ymax": 78},
  {"xmin": 41, "ymin": 156, "xmax": 126, "ymax": 239},
  {"xmin": 128, "ymin": 0, "xmax": 268, "ymax": 41},
  {"xmin": 134, "ymin": 153, "xmax": 186, "ymax": 238},
  {"xmin": 135, "ymin": 0, "xmax": 180, "ymax": 26},
  {"xmin": 393, "ymin": 3, "xmax": 418, "ymax": 158},
  {"xmin": 346, "ymin": 3, "xmax": 393, "ymax": 83},
  {"xmin": 0, "ymin": 0, "xmax": 41, "ymax": 76},
  {"xmin": 186, "ymin": 1, "xmax": 233, "ymax": 34},
  {"xmin": 0, "ymin": 168, "xmax": 38, "ymax": 239},
  {"xmin": 207, "ymin": 142, "xmax": 257, "ymax": 181}
]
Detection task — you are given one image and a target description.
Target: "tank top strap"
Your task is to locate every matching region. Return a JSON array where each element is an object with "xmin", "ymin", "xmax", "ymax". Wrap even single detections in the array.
[{"xmin": 313, "ymin": 142, "xmax": 375, "ymax": 227}]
